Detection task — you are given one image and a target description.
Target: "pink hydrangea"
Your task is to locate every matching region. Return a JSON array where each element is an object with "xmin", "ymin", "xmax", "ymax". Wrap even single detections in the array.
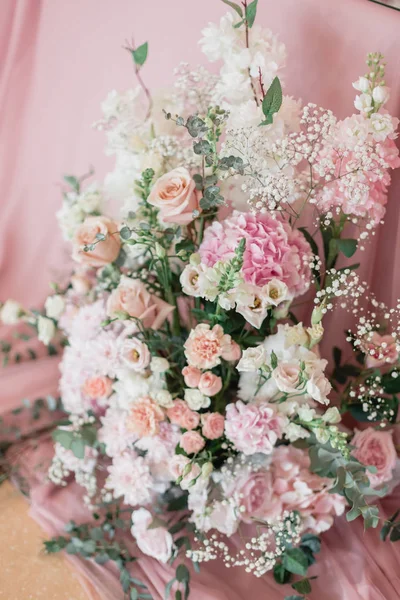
[
  {"xmin": 199, "ymin": 211, "xmax": 311, "ymax": 297},
  {"xmin": 271, "ymin": 445, "xmax": 345, "ymax": 533},
  {"xmin": 224, "ymin": 400, "xmax": 286, "ymax": 455}
]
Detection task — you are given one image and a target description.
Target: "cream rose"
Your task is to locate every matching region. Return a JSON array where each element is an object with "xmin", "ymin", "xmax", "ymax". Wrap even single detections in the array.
[
  {"xmin": 37, "ymin": 316, "xmax": 56, "ymax": 345},
  {"xmin": 272, "ymin": 362, "xmax": 301, "ymax": 393},
  {"xmin": 45, "ymin": 295, "xmax": 65, "ymax": 320},
  {"xmin": 73, "ymin": 216, "xmax": 121, "ymax": 267},
  {"xmin": 147, "ymin": 167, "xmax": 200, "ymax": 225}
]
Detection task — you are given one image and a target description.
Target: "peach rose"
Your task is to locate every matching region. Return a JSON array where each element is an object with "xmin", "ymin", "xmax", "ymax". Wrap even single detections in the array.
[
  {"xmin": 73, "ymin": 216, "xmax": 121, "ymax": 267},
  {"xmin": 352, "ymin": 428, "xmax": 397, "ymax": 487},
  {"xmin": 182, "ymin": 366, "xmax": 202, "ymax": 388},
  {"xmin": 363, "ymin": 332, "xmax": 399, "ymax": 368},
  {"xmin": 179, "ymin": 431, "xmax": 205, "ymax": 455},
  {"xmin": 184, "ymin": 324, "xmax": 233, "ymax": 370},
  {"xmin": 166, "ymin": 399, "xmax": 200, "ymax": 430},
  {"xmin": 82, "ymin": 376, "xmax": 113, "ymax": 399},
  {"xmin": 126, "ymin": 396, "xmax": 165, "ymax": 437},
  {"xmin": 202, "ymin": 412, "xmax": 225, "ymax": 440},
  {"xmin": 147, "ymin": 167, "xmax": 199, "ymax": 225},
  {"xmin": 198, "ymin": 372, "xmax": 223, "ymax": 396},
  {"xmin": 107, "ymin": 276, "xmax": 174, "ymax": 330}
]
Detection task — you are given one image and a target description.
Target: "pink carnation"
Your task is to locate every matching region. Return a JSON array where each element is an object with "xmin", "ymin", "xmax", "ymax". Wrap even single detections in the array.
[
  {"xmin": 126, "ymin": 396, "xmax": 165, "ymax": 438},
  {"xmin": 199, "ymin": 211, "xmax": 311, "ymax": 297},
  {"xmin": 224, "ymin": 400, "xmax": 286, "ymax": 455},
  {"xmin": 184, "ymin": 324, "xmax": 235, "ymax": 370}
]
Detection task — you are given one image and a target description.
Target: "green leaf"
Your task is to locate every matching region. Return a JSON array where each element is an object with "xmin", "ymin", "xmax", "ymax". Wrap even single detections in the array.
[
  {"xmin": 298, "ymin": 227, "xmax": 319, "ymax": 257},
  {"xmin": 120, "ymin": 568, "xmax": 131, "ymax": 593},
  {"xmin": 273, "ymin": 562, "xmax": 291, "ymax": 584},
  {"xmin": 245, "ymin": 0, "xmax": 258, "ymax": 27},
  {"xmin": 382, "ymin": 372, "xmax": 400, "ymax": 394},
  {"xmin": 52, "ymin": 428, "xmax": 73, "ymax": 450},
  {"xmin": 70, "ymin": 438, "xmax": 85, "ymax": 459},
  {"xmin": 176, "ymin": 564, "xmax": 189, "ymax": 583},
  {"xmin": 292, "ymin": 578, "xmax": 312, "ymax": 594},
  {"xmin": 132, "ymin": 42, "xmax": 148, "ymax": 67},
  {"xmin": 337, "ymin": 238, "xmax": 357, "ymax": 258},
  {"xmin": 300, "ymin": 534, "xmax": 321, "ymax": 555},
  {"xmin": 282, "ymin": 548, "xmax": 308, "ymax": 576},
  {"xmin": 260, "ymin": 77, "xmax": 282, "ymax": 125},
  {"xmin": 221, "ymin": 0, "xmax": 243, "ymax": 17},
  {"xmin": 130, "ymin": 589, "xmax": 139, "ymax": 600},
  {"xmin": 64, "ymin": 175, "xmax": 80, "ymax": 193},
  {"xmin": 193, "ymin": 140, "xmax": 212, "ymax": 155},
  {"xmin": 165, "ymin": 578, "xmax": 176, "ymax": 599},
  {"xmin": 270, "ymin": 350, "xmax": 278, "ymax": 369},
  {"xmin": 175, "ymin": 592, "xmax": 182, "ymax": 600},
  {"xmin": 120, "ymin": 226, "xmax": 132, "ymax": 240},
  {"xmin": 285, "ymin": 596, "xmax": 304, "ymax": 600},
  {"xmin": 333, "ymin": 346, "xmax": 342, "ymax": 367}
]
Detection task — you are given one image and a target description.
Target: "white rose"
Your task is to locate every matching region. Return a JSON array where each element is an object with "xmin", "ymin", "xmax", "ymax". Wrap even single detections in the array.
[
  {"xmin": 306, "ymin": 370, "xmax": 331, "ymax": 404},
  {"xmin": 322, "ymin": 406, "xmax": 341, "ymax": 424},
  {"xmin": 37, "ymin": 316, "xmax": 56, "ymax": 345},
  {"xmin": 154, "ymin": 390, "xmax": 173, "ymax": 408},
  {"xmin": 45, "ymin": 295, "xmax": 65, "ymax": 320},
  {"xmin": 272, "ymin": 362, "xmax": 301, "ymax": 394},
  {"xmin": 352, "ymin": 76, "xmax": 371, "ymax": 93},
  {"xmin": 237, "ymin": 346, "xmax": 266, "ymax": 372},
  {"xmin": 131, "ymin": 508, "xmax": 174, "ymax": 564},
  {"xmin": 372, "ymin": 85, "xmax": 390, "ymax": 105},
  {"xmin": 0, "ymin": 300, "xmax": 23, "ymax": 325},
  {"xmin": 184, "ymin": 389, "xmax": 210, "ymax": 410},
  {"xmin": 150, "ymin": 357, "xmax": 170, "ymax": 373}
]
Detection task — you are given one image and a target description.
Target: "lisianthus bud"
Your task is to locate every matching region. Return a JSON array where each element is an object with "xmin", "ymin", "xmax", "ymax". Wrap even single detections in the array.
[{"xmin": 201, "ymin": 462, "xmax": 213, "ymax": 479}]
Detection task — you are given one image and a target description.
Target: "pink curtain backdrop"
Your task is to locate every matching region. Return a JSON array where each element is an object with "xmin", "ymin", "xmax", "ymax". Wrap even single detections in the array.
[{"xmin": 1, "ymin": 1, "xmax": 400, "ymax": 599}]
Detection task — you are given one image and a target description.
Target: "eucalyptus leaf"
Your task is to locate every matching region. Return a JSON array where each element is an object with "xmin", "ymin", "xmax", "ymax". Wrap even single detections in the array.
[
  {"xmin": 282, "ymin": 548, "xmax": 308, "ymax": 576},
  {"xmin": 337, "ymin": 238, "xmax": 357, "ymax": 258},
  {"xmin": 245, "ymin": 0, "xmax": 258, "ymax": 27}
]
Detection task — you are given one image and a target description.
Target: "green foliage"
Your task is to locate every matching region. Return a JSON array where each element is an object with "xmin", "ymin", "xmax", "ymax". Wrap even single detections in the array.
[
  {"xmin": 52, "ymin": 423, "xmax": 97, "ymax": 459},
  {"xmin": 382, "ymin": 371, "xmax": 400, "ymax": 394},
  {"xmin": 221, "ymin": 0, "xmax": 243, "ymax": 17},
  {"xmin": 381, "ymin": 510, "xmax": 400, "ymax": 542},
  {"xmin": 274, "ymin": 533, "xmax": 321, "ymax": 597},
  {"xmin": 131, "ymin": 42, "xmax": 148, "ymax": 67},
  {"xmin": 337, "ymin": 238, "xmax": 358, "ymax": 258},
  {"xmin": 45, "ymin": 511, "xmax": 150, "ymax": 599},
  {"xmin": 63, "ymin": 175, "xmax": 80, "ymax": 193},
  {"xmin": 260, "ymin": 77, "xmax": 282, "ymax": 125},
  {"xmin": 282, "ymin": 548, "xmax": 308, "ymax": 576},
  {"xmin": 245, "ymin": 0, "xmax": 259, "ymax": 28},
  {"xmin": 308, "ymin": 436, "xmax": 384, "ymax": 528}
]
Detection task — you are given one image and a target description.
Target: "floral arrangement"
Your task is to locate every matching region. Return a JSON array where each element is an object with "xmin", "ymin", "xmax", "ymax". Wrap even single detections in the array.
[{"xmin": 2, "ymin": 1, "xmax": 400, "ymax": 599}]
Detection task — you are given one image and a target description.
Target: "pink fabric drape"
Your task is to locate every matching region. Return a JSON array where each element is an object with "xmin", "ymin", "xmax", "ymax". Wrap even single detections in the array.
[{"xmin": 1, "ymin": 1, "xmax": 400, "ymax": 599}]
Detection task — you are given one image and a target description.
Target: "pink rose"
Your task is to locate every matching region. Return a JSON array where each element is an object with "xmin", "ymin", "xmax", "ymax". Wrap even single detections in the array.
[
  {"xmin": 225, "ymin": 400, "xmax": 286, "ymax": 455},
  {"xmin": 166, "ymin": 400, "xmax": 200, "ymax": 430},
  {"xmin": 126, "ymin": 396, "xmax": 165, "ymax": 438},
  {"xmin": 131, "ymin": 508, "xmax": 174, "ymax": 563},
  {"xmin": 147, "ymin": 167, "xmax": 200, "ymax": 225},
  {"xmin": 272, "ymin": 362, "xmax": 301, "ymax": 393},
  {"xmin": 82, "ymin": 376, "xmax": 113, "ymax": 399},
  {"xmin": 363, "ymin": 332, "xmax": 399, "ymax": 368},
  {"xmin": 179, "ymin": 431, "xmax": 205, "ymax": 455},
  {"xmin": 182, "ymin": 366, "xmax": 202, "ymax": 388},
  {"xmin": 198, "ymin": 372, "xmax": 223, "ymax": 396},
  {"xmin": 120, "ymin": 338, "xmax": 151, "ymax": 371},
  {"xmin": 235, "ymin": 470, "xmax": 282, "ymax": 522},
  {"xmin": 73, "ymin": 216, "xmax": 121, "ymax": 267},
  {"xmin": 170, "ymin": 455, "xmax": 201, "ymax": 490},
  {"xmin": 107, "ymin": 276, "xmax": 174, "ymax": 330},
  {"xmin": 352, "ymin": 428, "xmax": 397, "ymax": 487},
  {"xmin": 202, "ymin": 412, "xmax": 225, "ymax": 440},
  {"xmin": 184, "ymin": 324, "xmax": 233, "ymax": 370},
  {"xmin": 221, "ymin": 340, "xmax": 242, "ymax": 362}
]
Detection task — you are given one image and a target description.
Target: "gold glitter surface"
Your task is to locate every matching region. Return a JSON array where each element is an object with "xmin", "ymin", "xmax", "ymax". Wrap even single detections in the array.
[{"xmin": 0, "ymin": 481, "xmax": 90, "ymax": 600}]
